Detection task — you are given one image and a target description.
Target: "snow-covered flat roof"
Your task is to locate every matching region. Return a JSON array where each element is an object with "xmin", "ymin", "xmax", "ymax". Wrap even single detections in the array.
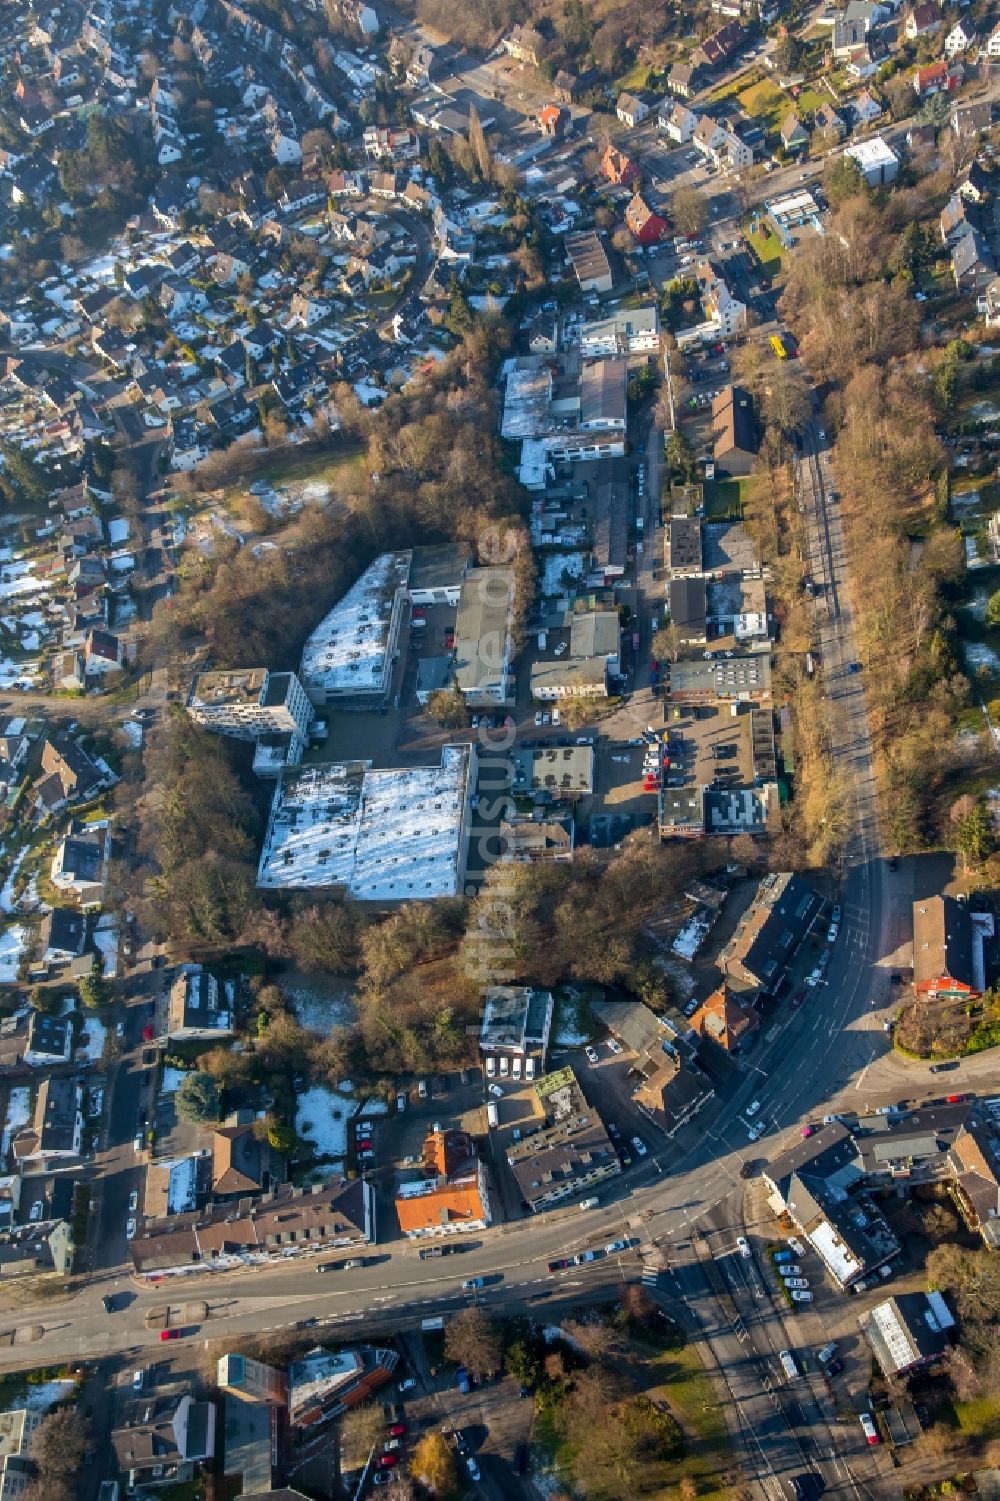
[
  {"xmin": 258, "ymin": 746, "xmax": 473, "ymax": 900},
  {"xmin": 299, "ymin": 552, "xmax": 410, "ymax": 697}
]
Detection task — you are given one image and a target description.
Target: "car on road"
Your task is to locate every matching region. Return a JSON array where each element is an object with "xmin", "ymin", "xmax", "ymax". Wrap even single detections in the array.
[
  {"xmin": 467, "ymin": 1457, "xmax": 481, "ymax": 1481},
  {"xmin": 790, "ymin": 991, "xmax": 806, "ymax": 1009},
  {"xmin": 735, "ymin": 1235, "xmax": 751, "ymax": 1259},
  {"xmin": 748, "ymin": 1122, "xmax": 766, "ymax": 1142},
  {"xmin": 859, "ymin": 1413, "xmax": 880, "ymax": 1446},
  {"xmin": 343, "ymin": 1258, "xmax": 365, "ymax": 1270},
  {"xmin": 132, "ymin": 1370, "xmax": 143, "ymax": 1391},
  {"xmin": 607, "ymin": 1122, "xmax": 620, "ymax": 1137},
  {"xmin": 606, "ymin": 1239, "xmax": 630, "ymax": 1255},
  {"xmin": 574, "ymin": 1250, "xmax": 598, "ymax": 1265},
  {"xmin": 378, "ymin": 1453, "xmax": 399, "ymax": 1468},
  {"xmin": 631, "ymin": 1135, "xmax": 647, "ymax": 1157},
  {"xmin": 159, "ymin": 1329, "xmax": 180, "ymax": 1341},
  {"xmin": 462, "ymin": 1277, "xmax": 485, "ymax": 1290},
  {"xmin": 745, "ymin": 1100, "xmax": 761, "ymax": 1117},
  {"xmin": 383, "ymin": 1438, "xmax": 402, "ymax": 1452},
  {"xmin": 831, "ymin": 905, "xmax": 842, "ymax": 924},
  {"xmin": 791, "ymin": 1289, "xmax": 813, "ymax": 1303},
  {"xmin": 388, "ymin": 1423, "xmax": 406, "ymax": 1438},
  {"xmin": 133, "ymin": 1131, "xmax": 144, "ymax": 1152},
  {"xmin": 930, "ymin": 1061, "xmax": 959, "ymax": 1074},
  {"xmin": 607, "ymin": 1039, "xmax": 623, "ymax": 1055},
  {"xmin": 584, "ymin": 1045, "xmax": 599, "ymax": 1065},
  {"xmin": 548, "ymin": 1258, "xmax": 571, "ymax": 1272},
  {"xmin": 102, "ymin": 1295, "xmax": 114, "ymax": 1313},
  {"xmin": 488, "ymin": 1084, "xmax": 503, "ymax": 1098},
  {"xmin": 126, "ymin": 1218, "xmax": 136, "ymax": 1239},
  {"xmin": 128, "ymin": 1190, "xmax": 138, "ymax": 1213},
  {"xmin": 398, "ymin": 1378, "xmax": 416, "ymax": 1393},
  {"xmin": 801, "ymin": 1124, "xmax": 814, "ymax": 1138}
]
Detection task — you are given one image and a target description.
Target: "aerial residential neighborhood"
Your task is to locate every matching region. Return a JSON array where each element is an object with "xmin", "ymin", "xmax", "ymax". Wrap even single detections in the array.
[{"xmin": 1, "ymin": 0, "xmax": 1000, "ymax": 1495}]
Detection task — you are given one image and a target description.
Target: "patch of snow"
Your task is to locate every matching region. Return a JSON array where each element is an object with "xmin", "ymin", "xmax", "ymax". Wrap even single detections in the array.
[
  {"xmin": 964, "ymin": 641, "xmax": 1000, "ymax": 675},
  {"xmin": 285, "ymin": 979, "xmax": 357, "ymax": 1034},
  {"xmin": 542, "ymin": 1324, "xmax": 587, "ymax": 1354},
  {"xmin": 120, "ymin": 720, "xmax": 143, "ymax": 749},
  {"xmin": 24, "ymin": 1379, "xmax": 75, "ymax": 1412},
  {"xmin": 295, "ymin": 1083, "xmax": 359, "ymax": 1163},
  {"xmin": 77, "ymin": 1016, "xmax": 106, "ymax": 1063},
  {"xmin": 94, "ymin": 917, "xmax": 119, "ymax": 979},
  {"xmin": 553, "ymin": 989, "xmax": 590, "ymax": 1046},
  {"xmin": 967, "ymin": 589, "xmax": 989, "ymax": 622},
  {"xmin": 539, "ymin": 552, "xmax": 586, "ymax": 596},
  {"xmin": 0, "ymin": 849, "xmax": 27, "ymax": 915},
  {"xmin": 0, "ymin": 925, "xmax": 27, "ymax": 982},
  {"xmin": 1, "ymin": 1086, "xmax": 30, "ymax": 1156}
]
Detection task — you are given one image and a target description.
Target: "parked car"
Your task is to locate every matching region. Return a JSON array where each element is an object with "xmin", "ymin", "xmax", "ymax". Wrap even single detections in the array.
[
  {"xmin": 584, "ymin": 1045, "xmax": 599, "ymax": 1065},
  {"xmin": 467, "ymin": 1457, "xmax": 480, "ymax": 1481},
  {"xmin": 735, "ymin": 1236, "xmax": 751, "ymax": 1259},
  {"xmin": 548, "ymin": 1258, "xmax": 571, "ymax": 1272},
  {"xmin": 860, "ymin": 1413, "xmax": 880, "ymax": 1446},
  {"xmin": 745, "ymin": 1100, "xmax": 761, "ymax": 1117},
  {"xmin": 388, "ymin": 1423, "xmax": 406, "ymax": 1438},
  {"xmin": 128, "ymin": 1190, "xmax": 138, "ymax": 1213},
  {"xmin": 791, "ymin": 1290, "xmax": 813, "ymax": 1303},
  {"xmin": 787, "ymin": 1238, "xmax": 806, "ymax": 1256},
  {"xmin": 398, "ymin": 1378, "xmax": 416, "ymax": 1393},
  {"xmin": 631, "ymin": 1136, "xmax": 647, "ymax": 1157},
  {"xmin": 159, "ymin": 1329, "xmax": 180, "ymax": 1341}
]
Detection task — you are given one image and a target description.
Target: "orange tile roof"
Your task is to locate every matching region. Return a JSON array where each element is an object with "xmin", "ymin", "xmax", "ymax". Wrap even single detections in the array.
[{"xmin": 395, "ymin": 1175, "xmax": 487, "ymax": 1233}]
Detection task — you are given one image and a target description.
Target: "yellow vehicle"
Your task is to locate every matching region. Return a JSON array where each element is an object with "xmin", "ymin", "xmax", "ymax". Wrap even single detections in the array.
[{"xmin": 770, "ymin": 333, "xmax": 788, "ymax": 360}]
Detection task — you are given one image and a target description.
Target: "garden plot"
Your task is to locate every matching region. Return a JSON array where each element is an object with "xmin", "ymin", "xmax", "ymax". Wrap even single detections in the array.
[{"xmin": 539, "ymin": 552, "xmax": 586, "ymax": 596}]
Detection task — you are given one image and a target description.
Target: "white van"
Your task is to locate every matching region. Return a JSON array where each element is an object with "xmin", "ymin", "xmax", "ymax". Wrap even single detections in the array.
[
  {"xmin": 486, "ymin": 1055, "xmax": 496, "ymax": 1078},
  {"xmin": 512, "ymin": 1057, "xmax": 522, "ymax": 1080},
  {"xmin": 579, "ymin": 1197, "xmax": 599, "ymax": 1211},
  {"xmin": 499, "ymin": 1055, "xmax": 510, "ymax": 1077},
  {"xmin": 525, "ymin": 1057, "xmax": 536, "ymax": 1080}
]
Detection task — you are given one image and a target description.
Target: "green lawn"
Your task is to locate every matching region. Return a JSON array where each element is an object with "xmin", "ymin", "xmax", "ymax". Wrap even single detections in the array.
[
  {"xmin": 642, "ymin": 1342, "xmax": 733, "ymax": 1500},
  {"xmin": 737, "ymin": 77, "xmax": 788, "ymax": 130},
  {"xmin": 795, "ymin": 86, "xmax": 828, "ymax": 116},
  {"xmin": 746, "ymin": 222, "xmax": 784, "ymax": 281},
  {"xmin": 704, "ymin": 477, "xmax": 749, "ymax": 520},
  {"xmin": 951, "ymin": 1392, "xmax": 1000, "ymax": 1443}
]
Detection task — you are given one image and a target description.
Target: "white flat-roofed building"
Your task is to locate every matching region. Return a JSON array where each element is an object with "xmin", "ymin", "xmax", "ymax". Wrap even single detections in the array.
[
  {"xmin": 844, "ymin": 135, "xmax": 899, "ymax": 186},
  {"xmin": 257, "ymin": 745, "xmax": 477, "ymax": 901},
  {"xmin": 299, "ymin": 552, "xmax": 410, "ymax": 708},
  {"xmin": 188, "ymin": 668, "xmax": 313, "ymax": 768},
  {"xmin": 579, "ymin": 306, "xmax": 660, "ymax": 358},
  {"xmin": 453, "ymin": 567, "xmax": 515, "ymax": 705},
  {"xmin": 479, "ymin": 985, "xmax": 554, "ymax": 1057}
]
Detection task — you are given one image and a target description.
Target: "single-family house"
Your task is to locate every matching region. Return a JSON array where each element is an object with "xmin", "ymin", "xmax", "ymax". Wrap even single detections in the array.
[
  {"xmin": 616, "ymin": 93, "xmax": 650, "ymax": 129},
  {"xmin": 12, "ymin": 1077, "xmax": 83, "ymax": 1164},
  {"xmin": 905, "ymin": 3, "xmax": 941, "ymax": 40},
  {"xmin": 712, "ymin": 384, "xmax": 758, "ymax": 475},
  {"xmin": 914, "ymin": 60, "xmax": 960, "ymax": 97},
  {"xmin": 952, "ymin": 101, "xmax": 992, "ymax": 139},
  {"xmin": 660, "ymin": 101, "xmax": 698, "ymax": 144},
  {"xmin": 601, "ymin": 144, "xmax": 639, "ymax": 188},
  {"xmin": 944, "ymin": 19, "xmax": 976, "ymax": 57},
  {"xmin": 503, "ymin": 25, "xmax": 544, "ymax": 67},
  {"xmin": 854, "ymin": 90, "xmax": 883, "ymax": 126},
  {"xmin": 952, "ymin": 229, "xmax": 996, "ymax": 294},
  {"xmin": 780, "ymin": 112, "xmax": 809, "ymax": 152},
  {"xmin": 625, "ymin": 194, "xmax": 669, "ymax": 246},
  {"xmin": 50, "ymin": 820, "xmax": 111, "ymax": 906},
  {"xmin": 667, "ymin": 61, "xmax": 701, "ymax": 99},
  {"xmin": 38, "ymin": 908, "xmax": 86, "ymax": 965},
  {"xmin": 814, "ymin": 102, "xmax": 846, "ymax": 140}
]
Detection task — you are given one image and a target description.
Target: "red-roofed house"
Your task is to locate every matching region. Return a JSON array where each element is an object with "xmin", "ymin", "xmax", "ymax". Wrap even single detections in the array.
[
  {"xmin": 625, "ymin": 193, "xmax": 669, "ymax": 246},
  {"xmin": 913, "ymin": 60, "xmax": 960, "ymax": 97},
  {"xmin": 905, "ymin": 4, "xmax": 941, "ymax": 39},
  {"xmin": 539, "ymin": 104, "xmax": 568, "ymax": 139},
  {"xmin": 602, "ymin": 144, "xmax": 639, "ymax": 187}
]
